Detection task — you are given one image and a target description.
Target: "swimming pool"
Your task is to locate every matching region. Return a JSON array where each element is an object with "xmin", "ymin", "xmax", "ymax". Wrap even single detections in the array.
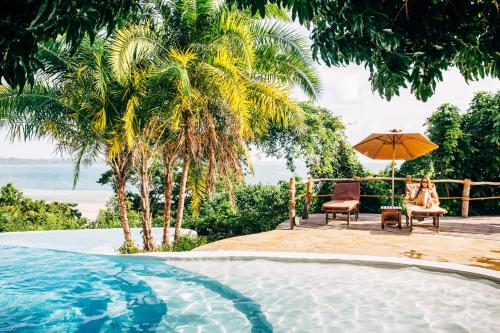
[{"xmin": 1, "ymin": 246, "xmax": 499, "ymax": 332}]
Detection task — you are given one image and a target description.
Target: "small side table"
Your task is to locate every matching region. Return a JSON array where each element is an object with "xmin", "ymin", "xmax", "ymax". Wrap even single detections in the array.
[{"xmin": 381, "ymin": 206, "xmax": 402, "ymax": 229}]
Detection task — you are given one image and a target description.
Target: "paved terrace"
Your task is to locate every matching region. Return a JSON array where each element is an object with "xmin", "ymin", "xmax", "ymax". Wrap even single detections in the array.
[{"xmin": 195, "ymin": 214, "xmax": 500, "ymax": 271}]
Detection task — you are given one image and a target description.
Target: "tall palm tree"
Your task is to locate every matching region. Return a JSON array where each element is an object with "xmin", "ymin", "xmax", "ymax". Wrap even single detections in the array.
[
  {"xmin": 0, "ymin": 35, "xmax": 154, "ymax": 250},
  {"xmin": 1, "ymin": 1, "xmax": 321, "ymax": 251},
  {"xmin": 138, "ymin": 1, "xmax": 321, "ymax": 245}
]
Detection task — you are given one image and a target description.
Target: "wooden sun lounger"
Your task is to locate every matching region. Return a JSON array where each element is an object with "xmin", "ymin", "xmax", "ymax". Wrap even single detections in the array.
[
  {"xmin": 321, "ymin": 183, "xmax": 360, "ymax": 226},
  {"xmin": 404, "ymin": 183, "xmax": 448, "ymax": 232}
]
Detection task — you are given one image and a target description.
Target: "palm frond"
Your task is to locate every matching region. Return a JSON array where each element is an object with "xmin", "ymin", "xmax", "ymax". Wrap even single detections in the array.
[
  {"xmin": 123, "ymin": 95, "xmax": 139, "ymax": 147},
  {"xmin": 252, "ymin": 20, "xmax": 320, "ymax": 99},
  {"xmin": 109, "ymin": 24, "xmax": 161, "ymax": 84},
  {"xmin": 248, "ymin": 81, "xmax": 304, "ymax": 135},
  {"xmin": 187, "ymin": 163, "xmax": 207, "ymax": 217}
]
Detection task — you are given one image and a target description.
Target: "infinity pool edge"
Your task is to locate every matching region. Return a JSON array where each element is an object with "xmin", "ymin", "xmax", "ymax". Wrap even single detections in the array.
[{"xmin": 134, "ymin": 251, "xmax": 500, "ymax": 284}]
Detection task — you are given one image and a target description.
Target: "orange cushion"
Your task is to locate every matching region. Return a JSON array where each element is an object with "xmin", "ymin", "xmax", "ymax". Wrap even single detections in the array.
[
  {"xmin": 332, "ymin": 183, "xmax": 360, "ymax": 201},
  {"xmin": 322, "ymin": 200, "xmax": 358, "ymax": 211}
]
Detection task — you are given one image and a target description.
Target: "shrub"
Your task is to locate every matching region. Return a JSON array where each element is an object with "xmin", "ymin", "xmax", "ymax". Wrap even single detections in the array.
[
  {"xmin": 91, "ymin": 197, "xmax": 142, "ymax": 229},
  {"xmin": 0, "ymin": 183, "xmax": 88, "ymax": 232},
  {"xmin": 117, "ymin": 241, "xmax": 142, "ymax": 254},
  {"xmin": 184, "ymin": 182, "xmax": 294, "ymax": 242},
  {"xmin": 156, "ymin": 235, "xmax": 208, "ymax": 252}
]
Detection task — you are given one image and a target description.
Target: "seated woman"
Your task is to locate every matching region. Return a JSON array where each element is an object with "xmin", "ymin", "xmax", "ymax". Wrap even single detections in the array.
[{"xmin": 413, "ymin": 176, "xmax": 439, "ymax": 208}]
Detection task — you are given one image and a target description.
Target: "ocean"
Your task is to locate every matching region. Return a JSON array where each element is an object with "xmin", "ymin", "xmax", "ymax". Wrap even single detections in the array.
[
  {"xmin": 0, "ymin": 158, "xmax": 386, "ymax": 220},
  {"xmin": 0, "ymin": 159, "xmax": 113, "ymax": 219}
]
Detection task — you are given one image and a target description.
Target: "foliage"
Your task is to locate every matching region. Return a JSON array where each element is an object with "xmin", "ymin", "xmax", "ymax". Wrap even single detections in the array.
[
  {"xmin": 0, "ymin": 183, "xmax": 88, "ymax": 232},
  {"xmin": 398, "ymin": 91, "xmax": 500, "ymax": 215},
  {"xmin": 228, "ymin": 0, "xmax": 500, "ymax": 101},
  {"xmin": 98, "ymin": 162, "xmax": 177, "ymax": 218},
  {"xmin": 398, "ymin": 154, "xmax": 434, "ymax": 179},
  {"xmin": 118, "ymin": 240, "xmax": 142, "ymax": 254},
  {"xmin": 0, "ymin": 0, "xmax": 137, "ymax": 91},
  {"xmin": 157, "ymin": 235, "xmax": 208, "ymax": 252},
  {"xmin": 426, "ymin": 104, "xmax": 464, "ymax": 179},
  {"xmin": 92, "ymin": 197, "xmax": 142, "ymax": 229},
  {"xmin": 258, "ymin": 102, "xmax": 364, "ymax": 179},
  {"xmin": 184, "ymin": 181, "xmax": 300, "ymax": 242},
  {"xmin": 0, "ymin": 1, "xmax": 320, "ymax": 250}
]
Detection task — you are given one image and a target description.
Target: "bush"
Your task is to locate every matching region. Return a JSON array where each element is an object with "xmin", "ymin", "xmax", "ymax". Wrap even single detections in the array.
[
  {"xmin": 117, "ymin": 241, "xmax": 142, "ymax": 254},
  {"xmin": 91, "ymin": 197, "xmax": 142, "ymax": 229},
  {"xmin": 0, "ymin": 183, "xmax": 88, "ymax": 232},
  {"xmin": 156, "ymin": 235, "xmax": 208, "ymax": 252},
  {"xmin": 184, "ymin": 182, "xmax": 294, "ymax": 242}
]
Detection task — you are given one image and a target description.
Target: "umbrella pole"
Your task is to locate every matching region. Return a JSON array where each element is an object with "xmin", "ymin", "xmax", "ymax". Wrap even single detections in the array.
[
  {"xmin": 392, "ymin": 137, "xmax": 395, "ymax": 206},
  {"xmin": 391, "ymin": 159, "xmax": 395, "ymax": 206}
]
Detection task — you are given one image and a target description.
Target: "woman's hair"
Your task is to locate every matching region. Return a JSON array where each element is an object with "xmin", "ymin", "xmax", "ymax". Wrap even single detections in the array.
[{"xmin": 419, "ymin": 176, "xmax": 432, "ymax": 191}]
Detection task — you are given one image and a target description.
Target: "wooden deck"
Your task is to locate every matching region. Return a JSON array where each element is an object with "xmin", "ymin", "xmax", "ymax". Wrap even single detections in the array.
[
  {"xmin": 197, "ymin": 214, "xmax": 500, "ymax": 270},
  {"xmin": 280, "ymin": 213, "xmax": 500, "ymax": 242}
]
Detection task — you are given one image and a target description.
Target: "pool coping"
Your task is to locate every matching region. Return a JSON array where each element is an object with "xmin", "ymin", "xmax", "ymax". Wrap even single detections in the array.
[{"xmin": 134, "ymin": 250, "xmax": 500, "ymax": 284}]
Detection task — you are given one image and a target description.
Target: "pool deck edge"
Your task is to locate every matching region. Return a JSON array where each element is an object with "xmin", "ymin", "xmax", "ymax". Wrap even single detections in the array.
[{"xmin": 135, "ymin": 251, "xmax": 500, "ymax": 284}]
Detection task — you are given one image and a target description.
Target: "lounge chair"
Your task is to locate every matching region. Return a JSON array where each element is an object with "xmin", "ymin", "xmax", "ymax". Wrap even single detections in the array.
[
  {"xmin": 404, "ymin": 183, "xmax": 447, "ymax": 232},
  {"xmin": 321, "ymin": 182, "xmax": 360, "ymax": 226}
]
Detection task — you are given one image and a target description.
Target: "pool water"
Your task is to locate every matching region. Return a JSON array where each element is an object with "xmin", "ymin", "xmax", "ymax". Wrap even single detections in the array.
[
  {"xmin": 0, "ymin": 246, "xmax": 268, "ymax": 332},
  {"xmin": 1, "ymin": 246, "xmax": 499, "ymax": 332}
]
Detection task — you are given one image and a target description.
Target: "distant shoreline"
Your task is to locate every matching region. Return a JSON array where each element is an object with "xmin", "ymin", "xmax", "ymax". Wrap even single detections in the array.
[
  {"xmin": 0, "ymin": 157, "xmax": 387, "ymax": 172},
  {"xmin": 0, "ymin": 157, "xmax": 105, "ymax": 165}
]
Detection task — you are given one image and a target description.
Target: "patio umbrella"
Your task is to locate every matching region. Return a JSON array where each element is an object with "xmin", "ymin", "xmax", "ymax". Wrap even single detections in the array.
[{"xmin": 352, "ymin": 129, "xmax": 438, "ymax": 206}]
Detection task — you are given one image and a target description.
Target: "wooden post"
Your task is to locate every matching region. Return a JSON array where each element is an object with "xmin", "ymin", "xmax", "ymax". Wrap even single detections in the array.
[
  {"xmin": 406, "ymin": 175, "xmax": 412, "ymax": 184},
  {"xmin": 302, "ymin": 177, "xmax": 313, "ymax": 219},
  {"xmin": 461, "ymin": 179, "xmax": 471, "ymax": 218},
  {"xmin": 289, "ymin": 177, "xmax": 296, "ymax": 229}
]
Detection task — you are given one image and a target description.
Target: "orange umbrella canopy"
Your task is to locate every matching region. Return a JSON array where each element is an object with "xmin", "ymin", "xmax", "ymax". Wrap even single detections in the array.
[{"xmin": 353, "ymin": 131, "xmax": 438, "ymax": 160}]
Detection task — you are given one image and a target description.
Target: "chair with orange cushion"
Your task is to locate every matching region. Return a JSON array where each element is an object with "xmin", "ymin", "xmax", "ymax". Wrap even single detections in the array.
[{"xmin": 321, "ymin": 182, "xmax": 360, "ymax": 226}]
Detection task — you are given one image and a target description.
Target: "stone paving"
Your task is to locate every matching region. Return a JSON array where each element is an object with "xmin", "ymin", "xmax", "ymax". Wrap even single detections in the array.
[{"xmin": 195, "ymin": 214, "xmax": 500, "ymax": 271}]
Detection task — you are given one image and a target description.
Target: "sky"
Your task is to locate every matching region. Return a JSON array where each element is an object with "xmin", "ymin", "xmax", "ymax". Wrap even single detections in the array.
[{"xmin": 1, "ymin": 65, "xmax": 498, "ymax": 167}]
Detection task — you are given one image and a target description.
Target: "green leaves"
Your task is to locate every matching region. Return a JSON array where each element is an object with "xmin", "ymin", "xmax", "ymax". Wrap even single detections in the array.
[
  {"xmin": 399, "ymin": 91, "xmax": 500, "ymax": 215},
  {"xmin": 257, "ymin": 102, "xmax": 363, "ymax": 179},
  {"xmin": 0, "ymin": 183, "xmax": 88, "ymax": 232},
  {"xmin": 0, "ymin": 0, "xmax": 138, "ymax": 92},
  {"xmin": 184, "ymin": 182, "xmax": 291, "ymax": 242},
  {"xmin": 228, "ymin": 0, "xmax": 500, "ymax": 101}
]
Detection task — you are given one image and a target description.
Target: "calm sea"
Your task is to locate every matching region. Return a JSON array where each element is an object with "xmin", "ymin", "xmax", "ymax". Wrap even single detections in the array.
[
  {"xmin": 0, "ymin": 159, "xmax": 385, "ymax": 219},
  {"xmin": 0, "ymin": 160, "xmax": 113, "ymax": 219}
]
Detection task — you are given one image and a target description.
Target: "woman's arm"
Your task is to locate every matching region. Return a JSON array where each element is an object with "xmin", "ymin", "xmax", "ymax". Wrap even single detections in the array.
[{"xmin": 430, "ymin": 185, "xmax": 439, "ymax": 199}]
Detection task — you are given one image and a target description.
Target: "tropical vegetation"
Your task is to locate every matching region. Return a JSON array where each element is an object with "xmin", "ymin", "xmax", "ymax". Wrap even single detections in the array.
[
  {"xmin": 0, "ymin": 0, "xmax": 498, "ymax": 253},
  {"xmin": 0, "ymin": 183, "xmax": 88, "ymax": 232},
  {"xmin": 0, "ymin": 0, "xmax": 320, "ymax": 252},
  {"xmin": 398, "ymin": 91, "xmax": 500, "ymax": 215},
  {"xmin": 228, "ymin": 0, "xmax": 500, "ymax": 101},
  {"xmin": 0, "ymin": 0, "xmax": 137, "ymax": 91}
]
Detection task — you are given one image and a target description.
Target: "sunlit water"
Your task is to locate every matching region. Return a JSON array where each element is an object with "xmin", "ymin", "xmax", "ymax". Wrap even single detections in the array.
[{"xmin": 1, "ymin": 246, "xmax": 499, "ymax": 332}]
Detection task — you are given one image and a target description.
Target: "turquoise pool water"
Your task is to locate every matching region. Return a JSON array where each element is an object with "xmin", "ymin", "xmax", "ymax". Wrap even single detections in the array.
[
  {"xmin": 1, "ymin": 245, "xmax": 499, "ymax": 332},
  {"xmin": 0, "ymin": 246, "xmax": 270, "ymax": 332}
]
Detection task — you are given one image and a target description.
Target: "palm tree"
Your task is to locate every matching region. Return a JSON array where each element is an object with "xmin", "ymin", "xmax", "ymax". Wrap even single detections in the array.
[
  {"xmin": 0, "ymin": 36, "xmax": 151, "ymax": 250},
  {"xmin": 138, "ymin": 1, "xmax": 320, "ymax": 245},
  {"xmin": 1, "ymin": 1, "xmax": 321, "ymax": 251}
]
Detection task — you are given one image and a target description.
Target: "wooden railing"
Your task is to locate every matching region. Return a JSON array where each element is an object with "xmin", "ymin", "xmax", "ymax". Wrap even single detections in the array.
[{"xmin": 288, "ymin": 176, "xmax": 500, "ymax": 229}]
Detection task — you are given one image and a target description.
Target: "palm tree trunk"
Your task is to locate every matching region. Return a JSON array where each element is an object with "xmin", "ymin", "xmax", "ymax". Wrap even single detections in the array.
[
  {"xmin": 174, "ymin": 155, "xmax": 190, "ymax": 244},
  {"xmin": 162, "ymin": 150, "xmax": 177, "ymax": 246},
  {"xmin": 207, "ymin": 145, "xmax": 216, "ymax": 197},
  {"xmin": 115, "ymin": 173, "xmax": 132, "ymax": 244},
  {"xmin": 139, "ymin": 154, "xmax": 155, "ymax": 251},
  {"xmin": 110, "ymin": 152, "xmax": 132, "ymax": 245},
  {"xmin": 225, "ymin": 176, "xmax": 236, "ymax": 213}
]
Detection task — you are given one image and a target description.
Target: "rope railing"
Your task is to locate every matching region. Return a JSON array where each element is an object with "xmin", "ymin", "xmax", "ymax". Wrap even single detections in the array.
[{"xmin": 288, "ymin": 175, "xmax": 499, "ymax": 229}]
